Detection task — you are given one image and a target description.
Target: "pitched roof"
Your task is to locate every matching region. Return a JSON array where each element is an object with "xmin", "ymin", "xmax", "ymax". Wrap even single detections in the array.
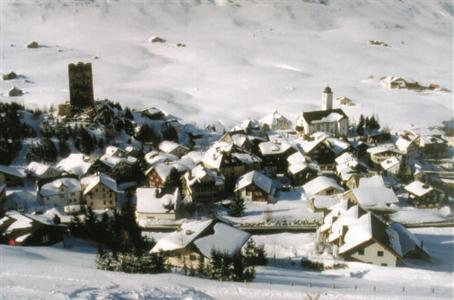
[
  {"xmin": 404, "ymin": 180, "xmax": 433, "ymax": 197},
  {"xmin": 40, "ymin": 177, "xmax": 81, "ymax": 197},
  {"xmin": 82, "ymin": 173, "xmax": 118, "ymax": 195},
  {"xmin": 235, "ymin": 171, "xmax": 273, "ymax": 194},
  {"xmin": 301, "ymin": 109, "xmax": 347, "ymax": 124},
  {"xmin": 0, "ymin": 165, "xmax": 25, "ymax": 178},
  {"xmin": 194, "ymin": 222, "xmax": 250, "ymax": 258},
  {"xmin": 303, "ymin": 176, "xmax": 343, "ymax": 196},
  {"xmin": 136, "ymin": 187, "xmax": 179, "ymax": 214}
]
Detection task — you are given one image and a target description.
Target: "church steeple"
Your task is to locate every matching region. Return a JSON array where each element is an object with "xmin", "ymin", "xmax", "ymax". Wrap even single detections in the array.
[{"xmin": 321, "ymin": 86, "xmax": 333, "ymax": 110}]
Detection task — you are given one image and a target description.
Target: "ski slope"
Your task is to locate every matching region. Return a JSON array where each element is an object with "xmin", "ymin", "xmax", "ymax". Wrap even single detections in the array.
[{"xmin": 0, "ymin": 0, "xmax": 452, "ymax": 129}]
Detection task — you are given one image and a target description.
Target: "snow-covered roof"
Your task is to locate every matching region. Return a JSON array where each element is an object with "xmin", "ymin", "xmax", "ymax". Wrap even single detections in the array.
[
  {"xmin": 159, "ymin": 141, "xmax": 188, "ymax": 154},
  {"xmin": 81, "ymin": 173, "xmax": 118, "ymax": 195},
  {"xmin": 182, "ymin": 151, "xmax": 204, "ymax": 164},
  {"xmin": 145, "ymin": 151, "xmax": 178, "ymax": 166},
  {"xmin": 389, "ymin": 222, "xmax": 430, "ymax": 258},
  {"xmin": 194, "ymin": 222, "xmax": 250, "ymax": 258},
  {"xmin": 232, "ymin": 153, "xmax": 262, "ymax": 165},
  {"xmin": 395, "ymin": 137, "xmax": 413, "ymax": 153},
  {"xmin": 184, "ymin": 164, "xmax": 225, "ymax": 187},
  {"xmin": 380, "ymin": 156, "xmax": 400, "ymax": 170},
  {"xmin": 303, "ymin": 176, "xmax": 343, "ymax": 196},
  {"xmin": 287, "ymin": 151, "xmax": 307, "ymax": 165},
  {"xmin": 367, "ymin": 143, "xmax": 399, "ymax": 155},
  {"xmin": 404, "ymin": 180, "xmax": 433, "ymax": 197},
  {"xmin": 136, "ymin": 188, "xmax": 179, "ymax": 214},
  {"xmin": 105, "ymin": 145, "xmax": 126, "ymax": 157},
  {"xmin": 202, "ymin": 141, "xmax": 233, "ymax": 169},
  {"xmin": 327, "ymin": 138, "xmax": 350, "ymax": 155},
  {"xmin": 57, "ymin": 154, "xmax": 92, "ymax": 177},
  {"xmin": 349, "ymin": 186, "xmax": 399, "ymax": 208},
  {"xmin": 259, "ymin": 110, "xmax": 292, "ymax": 129},
  {"xmin": 99, "ymin": 154, "xmax": 137, "ymax": 169},
  {"xmin": 4, "ymin": 211, "xmax": 33, "ymax": 232},
  {"xmin": 359, "ymin": 175, "xmax": 385, "ymax": 188},
  {"xmin": 0, "ymin": 165, "xmax": 25, "ymax": 178},
  {"xmin": 235, "ymin": 171, "xmax": 273, "ymax": 194},
  {"xmin": 259, "ymin": 139, "xmax": 293, "ymax": 156},
  {"xmin": 25, "ymin": 162, "xmax": 59, "ymax": 178},
  {"xmin": 335, "ymin": 152, "xmax": 356, "ymax": 165},
  {"xmin": 150, "ymin": 219, "xmax": 213, "ymax": 253},
  {"xmin": 40, "ymin": 177, "xmax": 81, "ymax": 197},
  {"xmin": 311, "ymin": 195, "xmax": 339, "ymax": 210}
]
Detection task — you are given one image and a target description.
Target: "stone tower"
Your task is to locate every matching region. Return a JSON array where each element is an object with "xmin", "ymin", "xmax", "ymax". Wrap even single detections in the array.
[
  {"xmin": 68, "ymin": 62, "xmax": 94, "ymax": 108},
  {"xmin": 321, "ymin": 86, "xmax": 333, "ymax": 110}
]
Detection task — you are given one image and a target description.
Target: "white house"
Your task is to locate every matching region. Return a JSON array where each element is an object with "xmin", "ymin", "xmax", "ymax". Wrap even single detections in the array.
[
  {"xmin": 135, "ymin": 187, "xmax": 181, "ymax": 226},
  {"xmin": 39, "ymin": 177, "xmax": 82, "ymax": 207},
  {"xmin": 303, "ymin": 176, "xmax": 344, "ymax": 196},
  {"xmin": 260, "ymin": 110, "xmax": 293, "ymax": 131},
  {"xmin": 296, "ymin": 87, "xmax": 349, "ymax": 137}
]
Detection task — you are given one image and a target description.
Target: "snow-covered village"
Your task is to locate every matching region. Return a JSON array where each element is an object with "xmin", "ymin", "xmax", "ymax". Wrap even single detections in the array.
[{"xmin": 0, "ymin": 1, "xmax": 453, "ymax": 299}]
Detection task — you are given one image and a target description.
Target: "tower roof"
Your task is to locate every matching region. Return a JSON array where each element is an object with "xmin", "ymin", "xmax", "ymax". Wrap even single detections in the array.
[{"xmin": 324, "ymin": 86, "xmax": 332, "ymax": 93}]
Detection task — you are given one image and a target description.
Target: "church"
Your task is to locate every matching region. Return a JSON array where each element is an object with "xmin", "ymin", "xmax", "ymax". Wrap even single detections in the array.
[{"xmin": 296, "ymin": 86, "xmax": 349, "ymax": 137}]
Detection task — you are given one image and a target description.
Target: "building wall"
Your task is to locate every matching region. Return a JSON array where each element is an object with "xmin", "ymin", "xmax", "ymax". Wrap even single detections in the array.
[
  {"xmin": 42, "ymin": 190, "xmax": 82, "ymax": 207},
  {"xmin": 348, "ymin": 242, "xmax": 397, "ymax": 267},
  {"xmin": 237, "ymin": 185, "xmax": 268, "ymax": 202},
  {"xmin": 147, "ymin": 170, "xmax": 165, "ymax": 188},
  {"xmin": 84, "ymin": 182, "xmax": 116, "ymax": 210}
]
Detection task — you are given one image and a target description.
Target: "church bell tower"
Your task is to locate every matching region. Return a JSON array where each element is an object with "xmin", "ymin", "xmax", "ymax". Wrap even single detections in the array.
[{"xmin": 321, "ymin": 86, "xmax": 333, "ymax": 110}]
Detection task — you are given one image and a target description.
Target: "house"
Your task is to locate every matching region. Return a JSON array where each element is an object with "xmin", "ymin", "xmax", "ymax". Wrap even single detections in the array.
[
  {"xmin": 343, "ymin": 185, "xmax": 399, "ymax": 213},
  {"xmin": 367, "ymin": 144, "xmax": 401, "ymax": 165},
  {"xmin": 296, "ymin": 87, "xmax": 349, "ymax": 137},
  {"xmin": 308, "ymin": 194, "xmax": 340, "ymax": 213},
  {"xmin": 389, "ymin": 222, "xmax": 430, "ymax": 260},
  {"xmin": 145, "ymin": 151, "xmax": 179, "ymax": 166},
  {"xmin": 56, "ymin": 153, "xmax": 92, "ymax": 178},
  {"xmin": 258, "ymin": 138, "xmax": 296, "ymax": 175},
  {"xmin": 416, "ymin": 135, "xmax": 448, "ymax": 158},
  {"xmin": 303, "ymin": 176, "xmax": 344, "ymax": 196},
  {"xmin": 404, "ymin": 180, "xmax": 445, "ymax": 208},
  {"xmin": 202, "ymin": 141, "xmax": 261, "ymax": 190},
  {"xmin": 81, "ymin": 173, "xmax": 118, "ymax": 210},
  {"xmin": 336, "ymin": 212, "xmax": 403, "ymax": 267},
  {"xmin": 182, "ymin": 164, "xmax": 225, "ymax": 203},
  {"xmin": 380, "ymin": 156, "xmax": 401, "ymax": 176},
  {"xmin": 25, "ymin": 162, "xmax": 62, "ymax": 181},
  {"xmin": 150, "ymin": 219, "xmax": 250, "ymax": 268},
  {"xmin": 235, "ymin": 171, "xmax": 275, "ymax": 203},
  {"xmin": 145, "ymin": 163, "xmax": 175, "ymax": 189},
  {"xmin": 159, "ymin": 141, "xmax": 189, "ymax": 157},
  {"xmin": 39, "ymin": 177, "xmax": 82, "ymax": 207},
  {"xmin": 395, "ymin": 137, "xmax": 418, "ymax": 162},
  {"xmin": 135, "ymin": 188, "xmax": 181, "ymax": 227},
  {"xmin": 286, "ymin": 152, "xmax": 319, "ymax": 185},
  {"xmin": 296, "ymin": 135, "xmax": 336, "ymax": 166},
  {"xmin": 0, "ymin": 211, "xmax": 65, "ymax": 246},
  {"xmin": 259, "ymin": 110, "xmax": 292, "ymax": 131},
  {"xmin": 0, "ymin": 165, "xmax": 25, "ymax": 187}
]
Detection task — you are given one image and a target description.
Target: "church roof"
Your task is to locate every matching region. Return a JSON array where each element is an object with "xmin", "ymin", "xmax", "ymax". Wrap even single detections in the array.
[
  {"xmin": 301, "ymin": 109, "xmax": 347, "ymax": 124},
  {"xmin": 324, "ymin": 86, "xmax": 332, "ymax": 93}
]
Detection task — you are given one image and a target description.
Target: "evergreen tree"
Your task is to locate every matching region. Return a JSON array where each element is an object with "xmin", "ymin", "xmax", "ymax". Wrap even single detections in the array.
[
  {"xmin": 162, "ymin": 124, "xmax": 179, "ymax": 143},
  {"xmin": 59, "ymin": 140, "xmax": 71, "ymax": 158},
  {"xmin": 357, "ymin": 114, "xmax": 365, "ymax": 136},
  {"xmin": 124, "ymin": 107, "xmax": 134, "ymax": 120},
  {"xmin": 52, "ymin": 214, "xmax": 61, "ymax": 225},
  {"xmin": 229, "ymin": 196, "xmax": 245, "ymax": 217},
  {"xmin": 244, "ymin": 239, "xmax": 268, "ymax": 266}
]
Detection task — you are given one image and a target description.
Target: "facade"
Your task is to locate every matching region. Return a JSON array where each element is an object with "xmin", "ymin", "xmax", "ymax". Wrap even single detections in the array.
[
  {"xmin": 145, "ymin": 163, "xmax": 174, "ymax": 189},
  {"xmin": 234, "ymin": 171, "xmax": 274, "ymax": 202},
  {"xmin": 39, "ymin": 177, "xmax": 82, "ymax": 207},
  {"xmin": 135, "ymin": 188, "xmax": 181, "ymax": 226},
  {"xmin": 182, "ymin": 165, "xmax": 225, "ymax": 203},
  {"xmin": 404, "ymin": 180, "xmax": 445, "ymax": 208},
  {"xmin": 82, "ymin": 174, "xmax": 118, "ymax": 210}
]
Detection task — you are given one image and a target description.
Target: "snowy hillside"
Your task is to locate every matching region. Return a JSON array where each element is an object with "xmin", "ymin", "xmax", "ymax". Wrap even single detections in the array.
[
  {"xmin": 1, "ymin": 228, "xmax": 453, "ymax": 299},
  {"xmin": 0, "ymin": 0, "xmax": 452, "ymax": 129}
]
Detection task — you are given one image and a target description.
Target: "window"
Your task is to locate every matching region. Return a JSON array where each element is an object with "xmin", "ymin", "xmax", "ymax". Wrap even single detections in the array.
[
  {"xmin": 381, "ymin": 263, "xmax": 387, "ymax": 266},
  {"xmin": 358, "ymin": 249, "xmax": 364, "ymax": 255},
  {"xmin": 377, "ymin": 251, "xmax": 384, "ymax": 257},
  {"xmin": 189, "ymin": 254, "xmax": 197, "ymax": 261}
]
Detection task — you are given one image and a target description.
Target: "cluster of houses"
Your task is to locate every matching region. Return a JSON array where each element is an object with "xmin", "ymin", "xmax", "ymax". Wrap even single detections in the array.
[{"xmin": 0, "ymin": 84, "xmax": 451, "ymax": 269}]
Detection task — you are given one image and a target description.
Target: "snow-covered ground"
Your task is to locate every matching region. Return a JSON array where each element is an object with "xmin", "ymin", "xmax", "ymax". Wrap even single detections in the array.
[
  {"xmin": 0, "ymin": 0, "xmax": 452, "ymax": 129},
  {"xmin": 1, "ymin": 227, "xmax": 453, "ymax": 299}
]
